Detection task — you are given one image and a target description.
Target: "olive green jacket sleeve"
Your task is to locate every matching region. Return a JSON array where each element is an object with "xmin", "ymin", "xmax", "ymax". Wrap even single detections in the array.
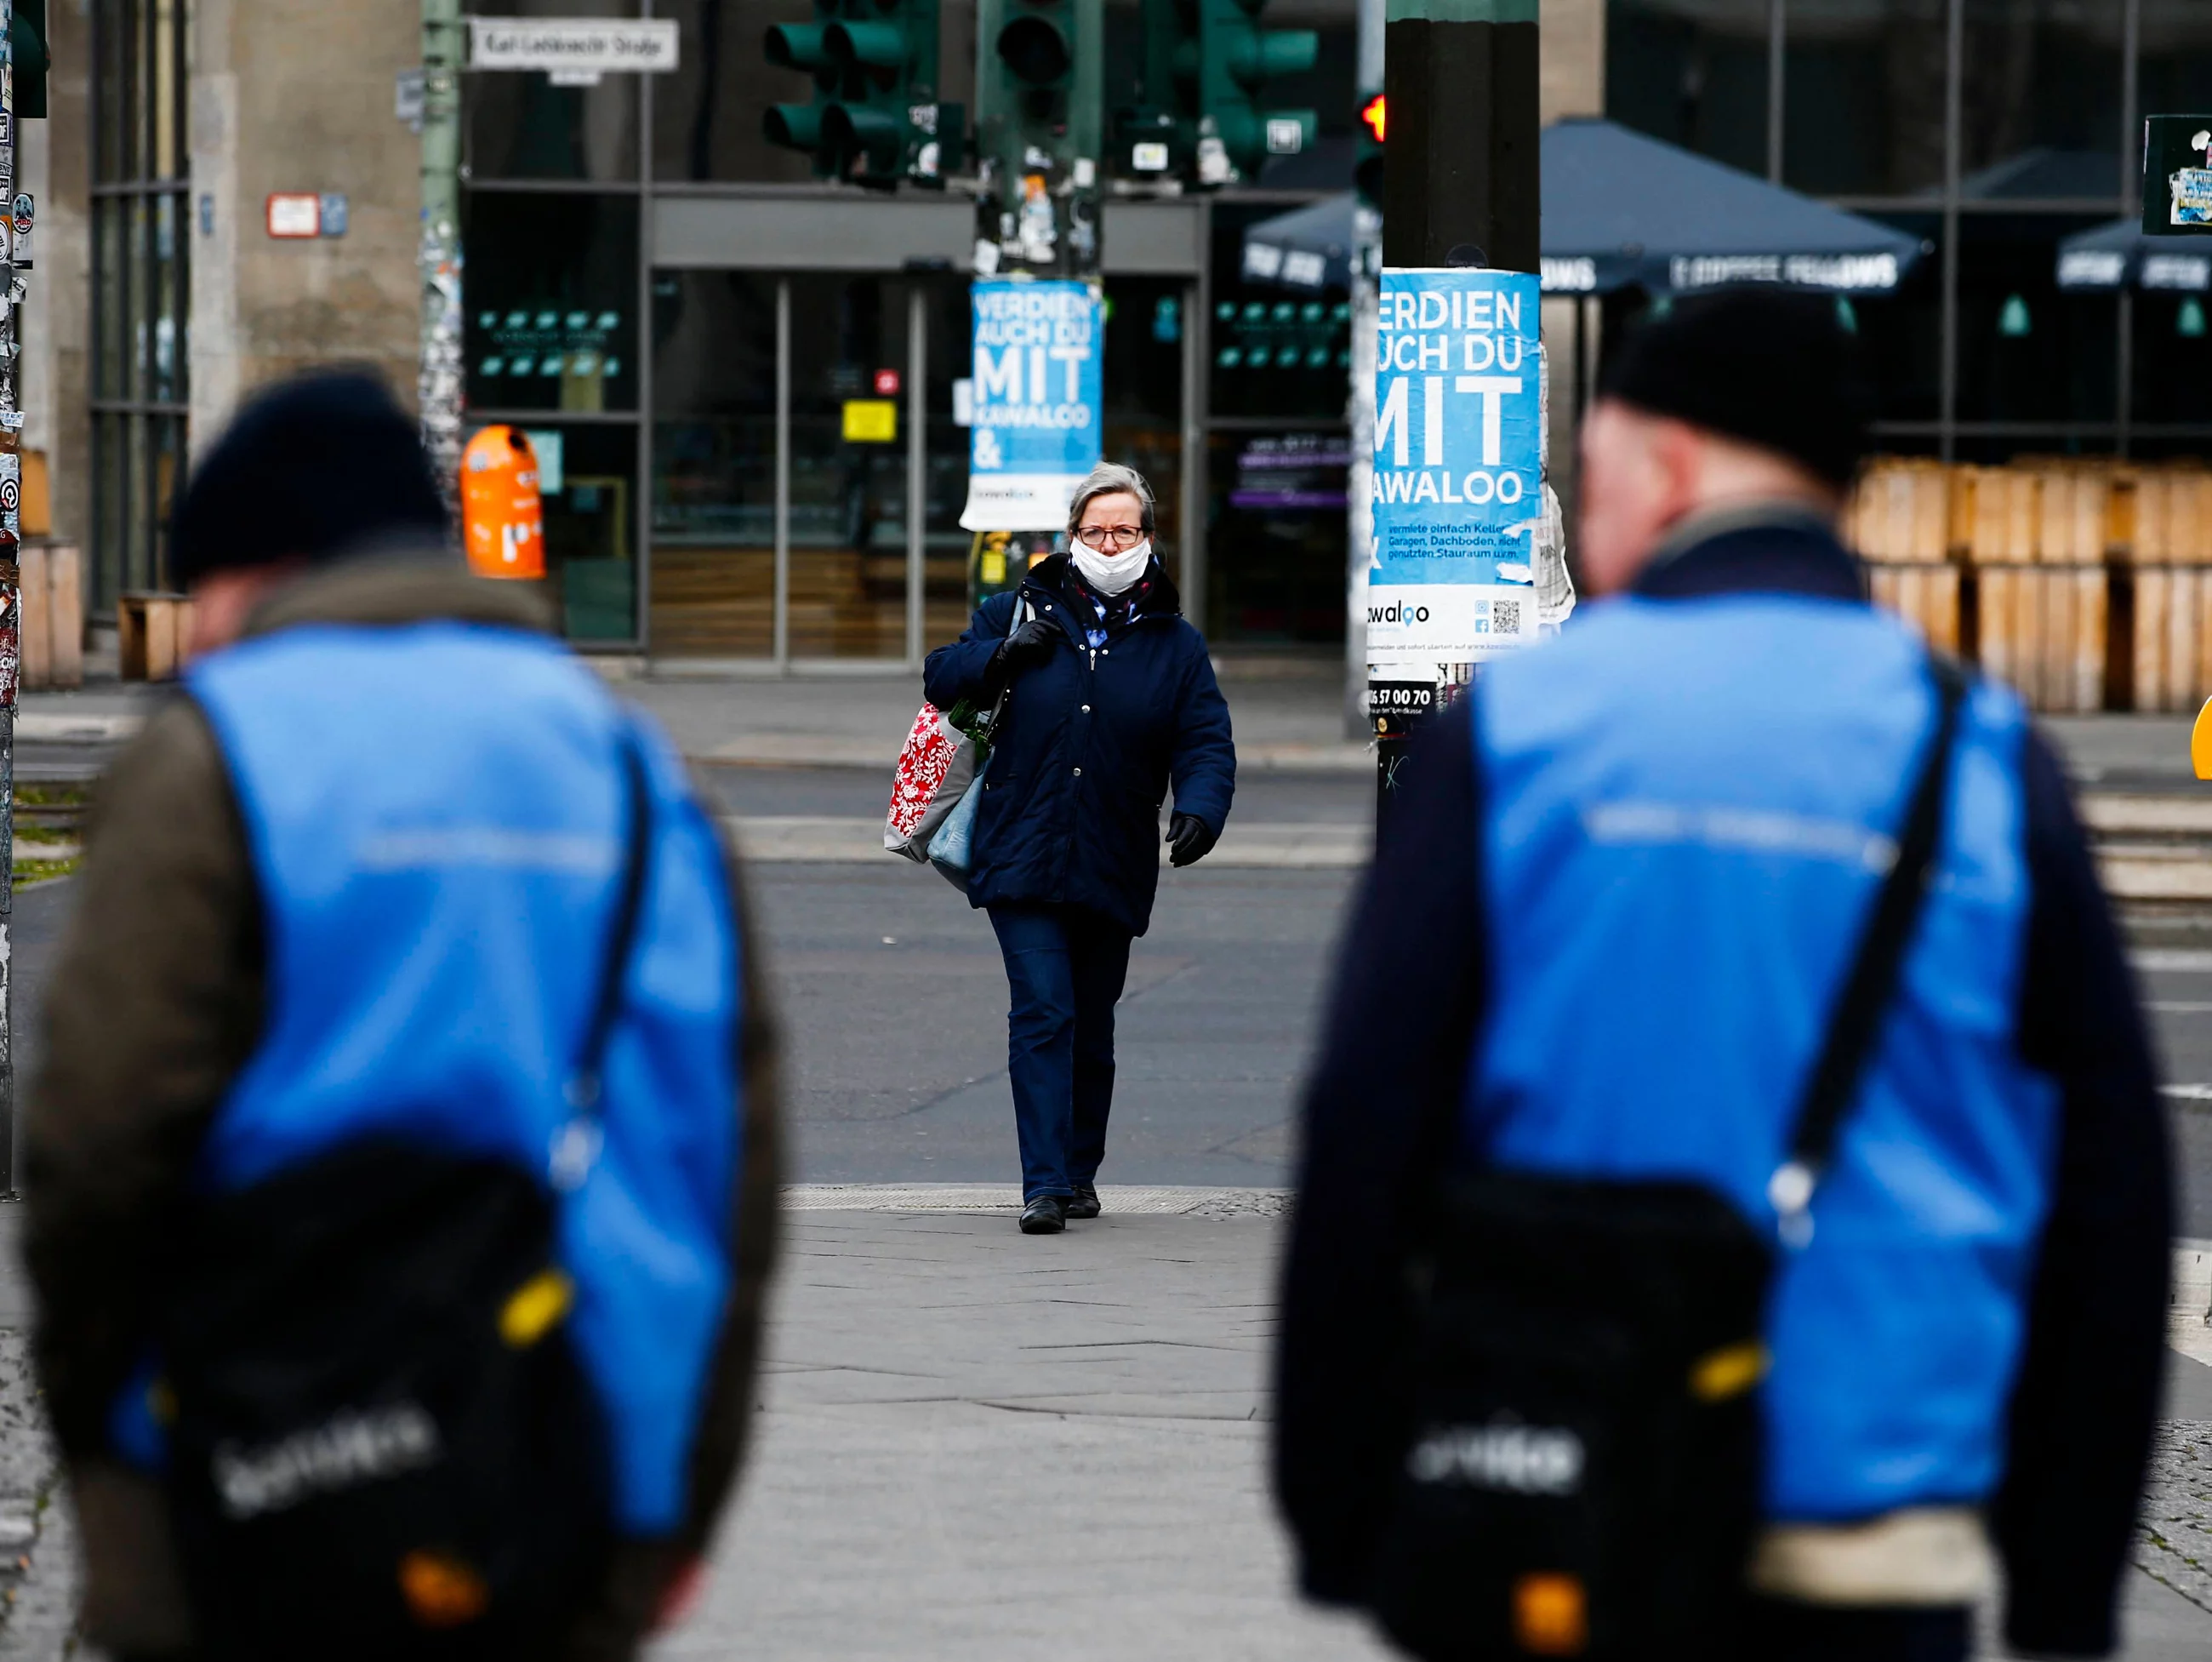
[{"xmin": 25, "ymin": 639, "xmax": 782, "ymax": 1659}]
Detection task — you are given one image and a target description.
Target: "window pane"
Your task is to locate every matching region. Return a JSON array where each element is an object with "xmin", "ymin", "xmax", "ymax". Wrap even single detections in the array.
[
  {"xmin": 653, "ymin": 0, "xmax": 854, "ymax": 184},
  {"xmin": 464, "ymin": 193, "xmax": 640, "ymax": 413},
  {"xmin": 1783, "ymin": 0, "xmax": 1947, "ymax": 197},
  {"xmin": 92, "ymin": 414, "xmax": 123, "ymax": 610},
  {"xmin": 466, "ymin": 0, "xmax": 641, "ymax": 181},
  {"xmin": 1958, "ymin": 0, "xmax": 2124, "ymax": 201},
  {"xmin": 651, "ymin": 271, "xmax": 779, "ymax": 658},
  {"xmin": 1856, "ymin": 213, "xmax": 1944, "ymax": 424},
  {"xmin": 151, "ymin": 416, "xmax": 185, "ymax": 588},
  {"xmin": 1208, "ymin": 204, "xmax": 1353, "ymax": 420},
  {"xmin": 151, "ymin": 193, "xmax": 182, "ymax": 403},
  {"xmin": 1101, "ymin": 276, "xmax": 1184, "ymax": 586},
  {"xmin": 1954, "ymin": 214, "xmax": 2118, "ymax": 425},
  {"xmin": 788, "ymin": 274, "xmax": 910, "ymax": 659},
  {"xmin": 2132, "ymin": 291, "xmax": 2212, "ymax": 430},
  {"xmin": 94, "ymin": 200, "xmax": 126, "ymax": 400},
  {"xmin": 2141, "ymin": 2, "xmax": 2212, "ymax": 117},
  {"xmin": 470, "ymin": 420, "xmax": 644, "ymax": 642},
  {"xmin": 1605, "ymin": 0, "xmax": 1770, "ymax": 180},
  {"xmin": 921, "ymin": 278, "xmax": 972, "ymax": 649},
  {"xmin": 128, "ymin": 194, "xmax": 151, "ymax": 402},
  {"xmin": 1207, "ymin": 429, "xmax": 1351, "ymax": 644}
]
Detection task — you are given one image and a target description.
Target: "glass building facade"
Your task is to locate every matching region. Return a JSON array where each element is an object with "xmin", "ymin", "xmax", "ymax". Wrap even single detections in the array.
[
  {"xmin": 1607, "ymin": 0, "xmax": 2212, "ymax": 463},
  {"xmin": 459, "ymin": 0, "xmax": 1360, "ymax": 660},
  {"xmin": 89, "ymin": 0, "xmax": 190, "ymax": 608}
]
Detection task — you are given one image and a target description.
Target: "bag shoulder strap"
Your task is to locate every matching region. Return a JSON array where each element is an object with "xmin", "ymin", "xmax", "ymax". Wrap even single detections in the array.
[
  {"xmin": 1770, "ymin": 654, "xmax": 1970, "ymax": 1242},
  {"xmin": 568, "ymin": 729, "xmax": 655, "ymax": 1116},
  {"xmin": 980, "ymin": 592, "xmax": 1031, "ymax": 742}
]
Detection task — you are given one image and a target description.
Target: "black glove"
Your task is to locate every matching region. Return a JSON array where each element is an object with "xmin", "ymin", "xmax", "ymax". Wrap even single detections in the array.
[
  {"xmin": 990, "ymin": 618, "xmax": 1058, "ymax": 681},
  {"xmin": 1166, "ymin": 813, "xmax": 1218, "ymax": 868}
]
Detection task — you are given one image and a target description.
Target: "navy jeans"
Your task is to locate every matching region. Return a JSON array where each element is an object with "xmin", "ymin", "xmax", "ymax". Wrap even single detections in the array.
[{"xmin": 988, "ymin": 903, "xmax": 1134, "ymax": 1202}]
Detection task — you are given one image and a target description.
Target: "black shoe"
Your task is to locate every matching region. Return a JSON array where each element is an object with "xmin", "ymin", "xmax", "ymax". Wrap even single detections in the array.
[
  {"xmin": 1019, "ymin": 1195, "xmax": 1067, "ymax": 1234},
  {"xmin": 1065, "ymin": 1183, "xmax": 1101, "ymax": 1220}
]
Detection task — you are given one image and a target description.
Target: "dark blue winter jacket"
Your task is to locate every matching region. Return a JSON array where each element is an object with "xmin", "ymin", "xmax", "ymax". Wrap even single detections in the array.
[{"xmin": 922, "ymin": 555, "xmax": 1236, "ymax": 935}]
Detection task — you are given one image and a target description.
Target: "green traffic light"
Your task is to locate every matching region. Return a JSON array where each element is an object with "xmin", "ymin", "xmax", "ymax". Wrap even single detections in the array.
[
  {"xmin": 828, "ymin": 20, "xmax": 910, "ymax": 78},
  {"xmin": 765, "ymin": 103, "xmax": 828, "ymax": 150},
  {"xmin": 765, "ymin": 21, "xmax": 835, "ymax": 74},
  {"xmin": 998, "ymin": 14, "xmax": 1072, "ymax": 85}
]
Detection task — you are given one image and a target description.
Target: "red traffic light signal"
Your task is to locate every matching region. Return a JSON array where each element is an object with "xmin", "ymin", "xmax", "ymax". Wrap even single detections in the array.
[{"xmin": 1360, "ymin": 94, "xmax": 1385, "ymax": 145}]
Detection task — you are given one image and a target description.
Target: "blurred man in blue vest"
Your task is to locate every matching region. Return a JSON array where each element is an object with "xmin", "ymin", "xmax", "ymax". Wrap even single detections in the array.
[
  {"xmin": 1275, "ymin": 288, "xmax": 2171, "ymax": 1660},
  {"xmin": 26, "ymin": 373, "xmax": 781, "ymax": 1660}
]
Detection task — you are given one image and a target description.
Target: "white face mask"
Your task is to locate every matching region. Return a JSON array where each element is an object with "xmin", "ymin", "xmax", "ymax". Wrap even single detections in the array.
[{"xmin": 1072, "ymin": 538, "xmax": 1152, "ymax": 596}]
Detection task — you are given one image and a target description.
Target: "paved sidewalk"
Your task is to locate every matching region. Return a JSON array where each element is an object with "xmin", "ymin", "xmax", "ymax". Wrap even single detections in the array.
[
  {"xmin": 2, "ymin": 1197, "xmax": 2209, "ymax": 1659},
  {"xmin": 645, "ymin": 1199, "xmax": 2212, "ymax": 1662}
]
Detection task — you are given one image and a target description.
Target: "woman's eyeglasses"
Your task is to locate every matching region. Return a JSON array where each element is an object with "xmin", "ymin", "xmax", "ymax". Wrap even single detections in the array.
[{"xmin": 1075, "ymin": 525, "xmax": 1145, "ymax": 551}]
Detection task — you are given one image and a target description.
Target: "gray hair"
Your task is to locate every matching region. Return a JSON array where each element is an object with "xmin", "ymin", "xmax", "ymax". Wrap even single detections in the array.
[{"xmin": 1066, "ymin": 463, "xmax": 1155, "ymax": 540}]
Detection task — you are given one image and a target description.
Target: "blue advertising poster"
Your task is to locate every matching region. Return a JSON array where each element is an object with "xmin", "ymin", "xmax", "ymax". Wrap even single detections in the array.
[
  {"xmin": 1366, "ymin": 267, "xmax": 1544, "ymax": 665},
  {"xmin": 961, "ymin": 277, "xmax": 1103, "ymax": 532}
]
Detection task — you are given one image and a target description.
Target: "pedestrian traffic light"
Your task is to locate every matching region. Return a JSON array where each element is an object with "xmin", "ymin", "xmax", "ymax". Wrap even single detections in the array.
[
  {"xmin": 12, "ymin": 1, "xmax": 48, "ymax": 121},
  {"xmin": 763, "ymin": 0, "xmax": 955, "ymax": 187},
  {"xmin": 1191, "ymin": 0, "xmax": 1316, "ymax": 186},
  {"xmin": 1355, "ymin": 93, "xmax": 1385, "ymax": 208}
]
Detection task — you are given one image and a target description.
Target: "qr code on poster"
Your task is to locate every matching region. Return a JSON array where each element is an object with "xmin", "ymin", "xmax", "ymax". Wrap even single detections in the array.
[{"xmin": 1494, "ymin": 599, "xmax": 1522, "ymax": 635}]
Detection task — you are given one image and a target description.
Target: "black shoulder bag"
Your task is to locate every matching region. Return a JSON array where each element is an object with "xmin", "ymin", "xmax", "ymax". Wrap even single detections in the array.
[
  {"xmin": 1367, "ymin": 656, "xmax": 1969, "ymax": 1662},
  {"xmin": 159, "ymin": 739, "xmax": 656, "ymax": 1661}
]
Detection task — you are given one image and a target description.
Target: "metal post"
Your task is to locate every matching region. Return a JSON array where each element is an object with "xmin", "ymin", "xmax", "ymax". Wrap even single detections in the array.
[
  {"xmin": 773, "ymin": 278, "xmax": 790, "ymax": 671},
  {"xmin": 1937, "ymin": 0, "xmax": 1962, "ymax": 464},
  {"xmin": 420, "ymin": 0, "xmax": 465, "ymax": 510},
  {"xmin": 1375, "ymin": 0, "xmax": 1538, "ymax": 817},
  {"xmin": 1183, "ymin": 204, "xmax": 1211, "ymax": 631},
  {"xmin": 1765, "ymin": 0, "xmax": 1786, "ymax": 185},
  {"xmin": 907, "ymin": 284, "xmax": 926, "ymax": 667},
  {"xmin": 2117, "ymin": 0, "xmax": 2141, "ymax": 460},
  {"xmin": 0, "ymin": 0, "xmax": 19, "ymax": 1202},
  {"xmin": 1381, "ymin": 0, "xmax": 1538, "ymax": 272},
  {"xmin": 1345, "ymin": 0, "xmax": 1383, "ymax": 740}
]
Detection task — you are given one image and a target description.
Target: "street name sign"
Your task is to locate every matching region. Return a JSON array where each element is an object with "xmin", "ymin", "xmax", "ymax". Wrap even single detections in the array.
[{"xmin": 466, "ymin": 18, "xmax": 680, "ymax": 76}]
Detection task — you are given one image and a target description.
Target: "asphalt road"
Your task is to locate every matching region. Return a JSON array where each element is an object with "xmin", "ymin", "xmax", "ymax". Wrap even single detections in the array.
[{"xmin": 6, "ymin": 761, "xmax": 2212, "ymax": 1230}]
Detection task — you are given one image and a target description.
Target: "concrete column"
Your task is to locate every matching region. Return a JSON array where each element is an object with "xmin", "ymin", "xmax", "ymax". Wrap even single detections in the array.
[{"xmin": 191, "ymin": 0, "xmax": 422, "ymax": 450}]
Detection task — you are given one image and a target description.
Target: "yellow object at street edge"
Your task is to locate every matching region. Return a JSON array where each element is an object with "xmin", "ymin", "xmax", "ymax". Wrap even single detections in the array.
[
  {"xmin": 498, "ymin": 1269, "xmax": 573, "ymax": 1348},
  {"xmin": 2195, "ymin": 697, "xmax": 2212, "ymax": 780}
]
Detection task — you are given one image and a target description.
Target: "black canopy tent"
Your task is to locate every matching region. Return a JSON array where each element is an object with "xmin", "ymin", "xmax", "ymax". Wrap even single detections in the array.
[
  {"xmin": 1240, "ymin": 118, "xmax": 1930, "ymax": 429},
  {"xmin": 1240, "ymin": 118, "xmax": 1927, "ymax": 299},
  {"xmin": 2055, "ymin": 218, "xmax": 2212, "ymax": 294}
]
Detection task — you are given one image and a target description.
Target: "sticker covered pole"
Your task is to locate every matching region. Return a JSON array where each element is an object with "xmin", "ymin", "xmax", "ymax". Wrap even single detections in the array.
[
  {"xmin": 420, "ymin": 0, "xmax": 465, "ymax": 517},
  {"xmin": 0, "ymin": 0, "xmax": 20, "ymax": 1200}
]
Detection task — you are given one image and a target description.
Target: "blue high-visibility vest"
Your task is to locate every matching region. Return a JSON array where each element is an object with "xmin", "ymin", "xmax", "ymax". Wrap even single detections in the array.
[
  {"xmin": 185, "ymin": 620, "xmax": 743, "ymax": 1535},
  {"xmin": 1464, "ymin": 594, "xmax": 2058, "ymax": 1522}
]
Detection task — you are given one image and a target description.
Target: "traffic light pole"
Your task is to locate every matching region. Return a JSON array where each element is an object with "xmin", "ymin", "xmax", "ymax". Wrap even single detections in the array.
[
  {"xmin": 1372, "ymin": 0, "xmax": 1539, "ymax": 820},
  {"xmin": 420, "ymin": 0, "xmax": 465, "ymax": 513},
  {"xmin": 1380, "ymin": 0, "xmax": 1538, "ymax": 273},
  {"xmin": 0, "ymin": 0, "xmax": 20, "ymax": 1202}
]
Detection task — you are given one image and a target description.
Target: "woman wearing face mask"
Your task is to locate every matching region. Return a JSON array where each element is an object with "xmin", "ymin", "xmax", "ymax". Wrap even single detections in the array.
[{"xmin": 924, "ymin": 462, "xmax": 1237, "ymax": 1235}]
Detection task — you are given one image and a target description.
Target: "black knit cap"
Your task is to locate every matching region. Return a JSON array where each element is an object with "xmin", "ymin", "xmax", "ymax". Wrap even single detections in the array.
[
  {"xmin": 1598, "ymin": 284, "xmax": 1875, "ymax": 490},
  {"xmin": 169, "ymin": 370, "xmax": 448, "ymax": 586}
]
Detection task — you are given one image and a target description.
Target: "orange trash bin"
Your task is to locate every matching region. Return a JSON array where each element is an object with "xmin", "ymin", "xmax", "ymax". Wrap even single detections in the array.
[{"xmin": 461, "ymin": 425, "xmax": 544, "ymax": 580}]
